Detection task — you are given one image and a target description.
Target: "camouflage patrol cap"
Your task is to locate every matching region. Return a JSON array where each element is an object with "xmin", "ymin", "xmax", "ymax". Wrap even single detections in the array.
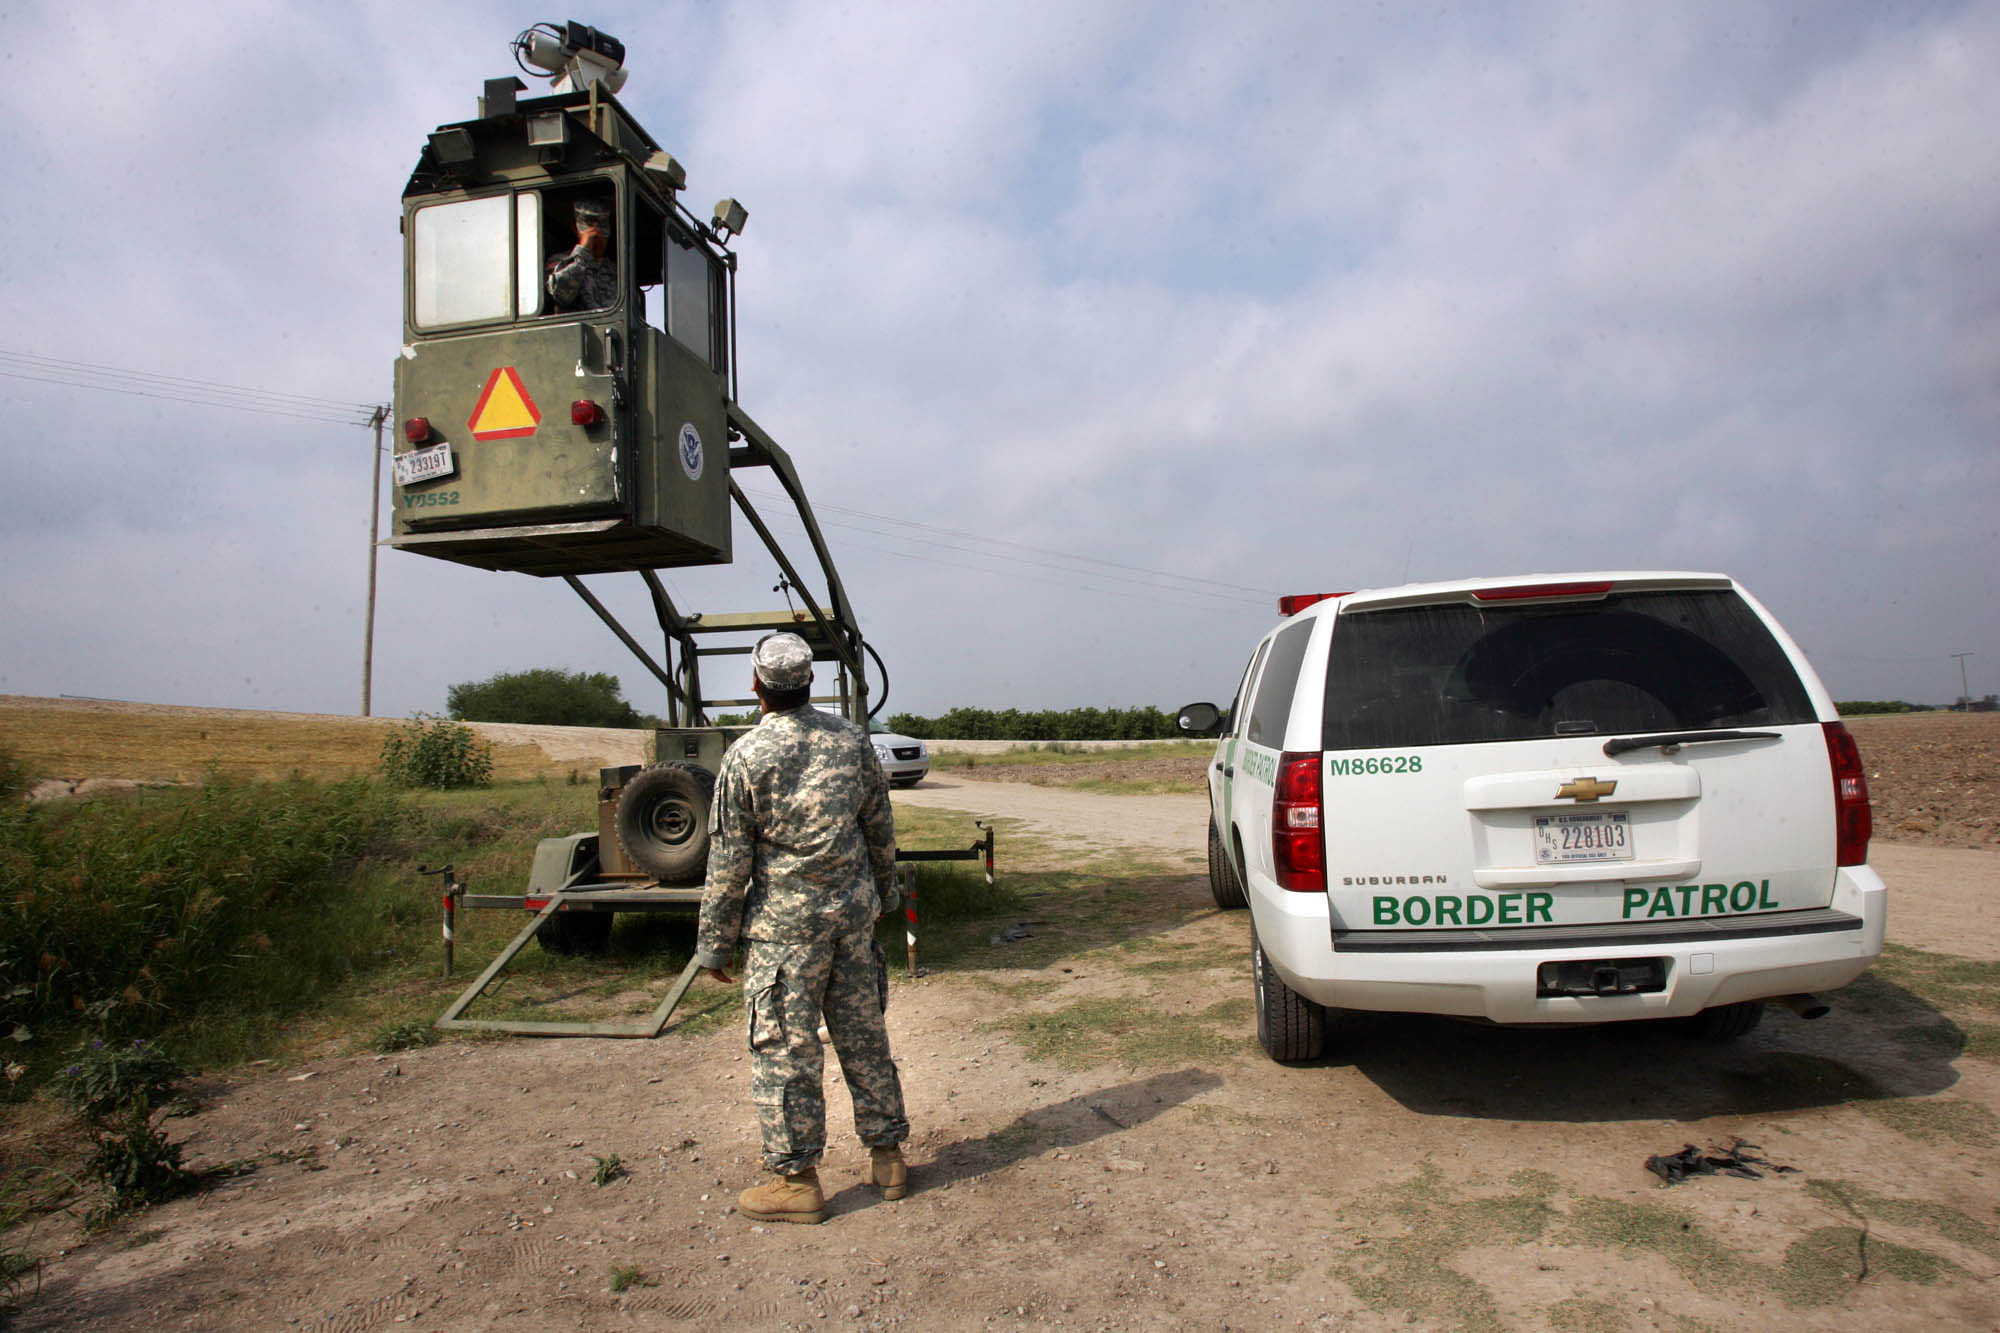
[
  {"xmin": 751, "ymin": 632, "xmax": 813, "ymax": 690},
  {"xmin": 573, "ymin": 198, "xmax": 612, "ymax": 228}
]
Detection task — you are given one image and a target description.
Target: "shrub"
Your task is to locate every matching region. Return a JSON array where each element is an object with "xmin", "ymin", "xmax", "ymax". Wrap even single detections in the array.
[
  {"xmin": 53, "ymin": 1038, "xmax": 185, "ymax": 1123},
  {"xmin": 56, "ymin": 1037, "xmax": 194, "ymax": 1212},
  {"xmin": 0, "ymin": 775, "xmax": 398, "ymax": 1050},
  {"xmin": 380, "ymin": 714, "xmax": 493, "ymax": 789},
  {"xmin": 447, "ymin": 668, "xmax": 644, "ymax": 728}
]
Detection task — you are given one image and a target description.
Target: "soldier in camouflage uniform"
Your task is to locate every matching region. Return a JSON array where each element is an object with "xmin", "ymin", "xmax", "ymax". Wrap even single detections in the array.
[
  {"xmin": 545, "ymin": 197, "xmax": 618, "ymax": 312},
  {"xmin": 695, "ymin": 632, "xmax": 909, "ymax": 1224}
]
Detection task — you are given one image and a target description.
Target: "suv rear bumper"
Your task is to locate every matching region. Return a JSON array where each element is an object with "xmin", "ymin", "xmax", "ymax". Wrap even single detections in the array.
[{"xmin": 1255, "ymin": 864, "xmax": 1886, "ymax": 1024}]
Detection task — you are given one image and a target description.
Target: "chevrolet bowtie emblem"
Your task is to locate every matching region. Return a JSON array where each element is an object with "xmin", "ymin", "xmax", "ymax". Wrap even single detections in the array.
[{"xmin": 1557, "ymin": 777, "xmax": 1617, "ymax": 802}]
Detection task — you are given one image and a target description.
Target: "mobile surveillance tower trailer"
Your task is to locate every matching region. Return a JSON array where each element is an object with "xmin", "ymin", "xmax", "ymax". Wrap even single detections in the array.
[{"xmin": 387, "ymin": 26, "xmax": 967, "ymax": 1032}]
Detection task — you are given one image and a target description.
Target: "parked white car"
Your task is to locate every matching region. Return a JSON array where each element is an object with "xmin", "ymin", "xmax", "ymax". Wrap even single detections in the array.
[
  {"xmin": 869, "ymin": 724, "xmax": 930, "ymax": 787},
  {"xmin": 1179, "ymin": 571, "xmax": 1883, "ymax": 1063}
]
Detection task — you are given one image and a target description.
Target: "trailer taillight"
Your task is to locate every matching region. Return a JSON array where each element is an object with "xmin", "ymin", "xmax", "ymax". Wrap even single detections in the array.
[
  {"xmin": 1273, "ymin": 752, "xmax": 1325, "ymax": 893},
  {"xmin": 403, "ymin": 416, "xmax": 432, "ymax": 443},
  {"xmin": 1823, "ymin": 721, "xmax": 1872, "ymax": 866},
  {"xmin": 572, "ymin": 399, "xmax": 606, "ymax": 427}
]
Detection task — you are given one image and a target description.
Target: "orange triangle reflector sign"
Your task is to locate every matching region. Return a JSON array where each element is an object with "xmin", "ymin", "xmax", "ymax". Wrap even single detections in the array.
[{"xmin": 467, "ymin": 367, "xmax": 542, "ymax": 440}]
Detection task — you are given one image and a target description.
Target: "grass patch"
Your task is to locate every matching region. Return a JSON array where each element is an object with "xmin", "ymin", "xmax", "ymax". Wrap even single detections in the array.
[
  {"xmin": 1546, "ymin": 1295, "xmax": 1632, "ymax": 1333},
  {"xmin": 1959, "ymin": 1020, "xmax": 2000, "ymax": 1062},
  {"xmin": 1558, "ymin": 1198, "xmax": 1736, "ymax": 1294},
  {"xmin": 1328, "ymin": 1164, "xmax": 1558, "ymax": 1333},
  {"xmin": 1868, "ymin": 944, "xmax": 2000, "ymax": 1015},
  {"xmin": 1772, "ymin": 1227, "xmax": 1956, "ymax": 1304},
  {"xmin": 1856, "ymin": 1098, "xmax": 1999, "ymax": 1147},
  {"xmin": 991, "ymin": 995, "xmax": 1253, "ymax": 1069},
  {"xmin": 1806, "ymin": 1179, "xmax": 2000, "ymax": 1261},
  {"xmin": 1113, "ymin": 936, "xmax": 1243, "ymax": 976}
]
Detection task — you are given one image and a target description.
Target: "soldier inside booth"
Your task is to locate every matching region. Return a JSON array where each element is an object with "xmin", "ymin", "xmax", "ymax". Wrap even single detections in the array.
[{"xmin": 544, "ymin": 187, "xmax": 621, "ymax": 313}]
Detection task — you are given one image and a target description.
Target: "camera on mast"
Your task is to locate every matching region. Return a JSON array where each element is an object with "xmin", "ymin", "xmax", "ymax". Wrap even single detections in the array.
[{"xmin": 513, "ymin": 20, "xmax": 628, "ymax": 94}]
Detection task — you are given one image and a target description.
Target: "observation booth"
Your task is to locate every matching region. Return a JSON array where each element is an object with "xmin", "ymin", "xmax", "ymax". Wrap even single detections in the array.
[{"xmin": 389, "ymin": 23, "xmax": 876, "ymax": 727}]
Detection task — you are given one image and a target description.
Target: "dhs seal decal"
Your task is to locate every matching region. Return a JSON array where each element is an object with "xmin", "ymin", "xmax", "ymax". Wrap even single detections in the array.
[{"xmin": 677, "ymin": 422, "xmax": 704, "ymax": 480}]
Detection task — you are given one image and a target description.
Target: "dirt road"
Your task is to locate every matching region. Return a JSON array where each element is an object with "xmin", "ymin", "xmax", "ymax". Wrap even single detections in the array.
[{"xmin": 17, "ymin": 780, "xmax": 2000, "ymax": 1331}]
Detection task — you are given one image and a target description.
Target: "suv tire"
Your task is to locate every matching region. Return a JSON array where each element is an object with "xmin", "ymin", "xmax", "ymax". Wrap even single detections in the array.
[
  {"xmin": 1207, "ymin": 818, "xmax": 1247, "ymax": 910},
  {"xmin": 537, "ymin": 910, "xmax": 613, "ymax": 955},
  {"xmin": 1254, "ymin": 926, "xmax": 1326, "ymax": 1062},
  {"xmin": 1685, "ymin": 1001, "xmax": 1765, "ymax": 1040},
  {"xmin": 615, "ymin": 763, "xmax": 716, "ymax": 883}
]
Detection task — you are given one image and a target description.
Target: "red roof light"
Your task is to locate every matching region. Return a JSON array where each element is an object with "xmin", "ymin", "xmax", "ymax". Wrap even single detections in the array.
[{"xmin": 1279, "ymin": 592, "xmax": 1349, "ymax": 616}]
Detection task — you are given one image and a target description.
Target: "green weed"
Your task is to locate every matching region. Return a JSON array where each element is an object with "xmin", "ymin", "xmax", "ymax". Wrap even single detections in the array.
[
  {"xmin": 370, "ymin": 1019, "xmax": 437, "ymax": 1053},
  {"xmin": 378, "ymin": 714, "xmax": 493, "ymax": 789},
  {"xmin": 608, "ymin": 1262, "xmax": 655, "ymax": 1292},
  {"xmin": 590, "ymin": 1152, "xmax": 625, "ymax": 1186}
]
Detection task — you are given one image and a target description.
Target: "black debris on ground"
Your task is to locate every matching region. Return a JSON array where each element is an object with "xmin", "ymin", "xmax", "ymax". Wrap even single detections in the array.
[{"xmin": 1645, "ymin": 1139, "xmax": 1798, "ymax": 1185}]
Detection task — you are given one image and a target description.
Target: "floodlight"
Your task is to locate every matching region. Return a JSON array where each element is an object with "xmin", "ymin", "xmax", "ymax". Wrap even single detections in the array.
[{"xmin": 712, "ymin": 198, "xmax": 747, "ymax": 240}]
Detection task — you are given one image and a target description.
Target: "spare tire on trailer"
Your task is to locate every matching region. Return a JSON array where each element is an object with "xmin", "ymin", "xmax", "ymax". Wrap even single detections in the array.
[{"xmin": 615, "ymin": 762, "xmax": 716, "ymax": 883}]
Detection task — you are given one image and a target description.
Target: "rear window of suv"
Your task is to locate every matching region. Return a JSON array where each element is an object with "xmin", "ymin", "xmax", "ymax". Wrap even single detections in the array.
[{"xmin": 1321, "ymin": 588, "xmax": 1816, "ymax": 751}]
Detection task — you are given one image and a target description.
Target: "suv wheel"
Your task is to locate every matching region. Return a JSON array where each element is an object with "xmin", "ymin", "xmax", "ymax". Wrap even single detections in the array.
[
  {"xmin": 1207, "ymin": 818, "xmax": 1247, "ymax": 910},
  {"xmin": 1253, "ymin": 926, "xmax": 1326, "ymax": 1062},
  {"xmin": 615, "ymin": 763, "xmax": 716, "ymax": 883},
  {"xmin": 1685, "ymin": 1001, "xmax": 1765, "ymax": 1040}
]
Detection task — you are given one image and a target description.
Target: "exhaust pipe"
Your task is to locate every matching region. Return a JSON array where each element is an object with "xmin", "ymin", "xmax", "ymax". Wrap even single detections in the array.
[{"xmin": 1778, "ymin": 993, "xmax": 1829, "ymax": 1020}]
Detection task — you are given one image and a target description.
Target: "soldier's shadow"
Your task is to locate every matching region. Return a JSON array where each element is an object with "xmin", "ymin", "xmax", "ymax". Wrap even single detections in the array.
[{"xmin": 824, "ymin": 1067, "xmax": 1222, "ymax": 1212}]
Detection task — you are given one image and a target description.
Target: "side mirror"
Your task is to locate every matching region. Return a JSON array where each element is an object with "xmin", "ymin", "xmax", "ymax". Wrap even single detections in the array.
[{"xmin": 1176, "ymin": 702, "xmax": 1223, "ymax": 738}]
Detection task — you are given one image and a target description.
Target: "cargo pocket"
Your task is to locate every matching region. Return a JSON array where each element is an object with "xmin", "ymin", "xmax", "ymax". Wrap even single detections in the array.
[{"xmin": 745, "ymin": 954, "xmax": 786, "ymax": 1055}]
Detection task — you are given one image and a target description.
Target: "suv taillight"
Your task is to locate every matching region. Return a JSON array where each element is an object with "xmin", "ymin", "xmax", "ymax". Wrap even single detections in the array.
[
  {"xmin": 1273, "ymin": 752, "xmax": 1325, "ymax": 892},
  {"xmin": 1823, "ymin": 721, "xmax": 1872, "ymax": 866}
]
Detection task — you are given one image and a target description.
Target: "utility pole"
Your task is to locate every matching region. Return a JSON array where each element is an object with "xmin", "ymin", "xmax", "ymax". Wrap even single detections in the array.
[
  {"xmin": 363, "ymin": 405, "xmax": 388, "ymax": 716},
  {"xmin": 1951, "ymin": 651, "xmax": 1974, "ymax": 710}
]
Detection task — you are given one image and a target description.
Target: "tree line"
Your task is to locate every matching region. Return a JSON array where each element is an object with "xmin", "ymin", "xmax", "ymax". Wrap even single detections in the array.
[{"xmin": 883, "ymin": 706, "xmax": 1181, "ymax": 741}]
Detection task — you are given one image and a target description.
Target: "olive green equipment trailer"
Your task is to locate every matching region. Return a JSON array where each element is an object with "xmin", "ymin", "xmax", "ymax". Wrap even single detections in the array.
[{"xmin": 392, "ymin": 27, "xmax": 983, "ymax": 1035}]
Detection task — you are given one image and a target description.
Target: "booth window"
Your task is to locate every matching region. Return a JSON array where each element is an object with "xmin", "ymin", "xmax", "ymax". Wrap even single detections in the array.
[
  {"xmin": 412, "ymin": 195, "xmax": 513, "ymax": 328},
  {"xmin": 667, "ymin": 232, "xmax": 725, "ymax": 373},
  {"xmin": 411, "ymin": 192, "xmax": 544, "ymax": 328}
]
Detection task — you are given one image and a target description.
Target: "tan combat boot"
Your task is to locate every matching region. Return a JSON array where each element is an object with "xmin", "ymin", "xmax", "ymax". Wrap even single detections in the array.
[
  {"xmin": 869, "ymin": 1145, "xmax": 907, "ymax": 1200},
  {"xmin": 737, "ymin": 1169, "xmax": 825, "ymax": 1224}
]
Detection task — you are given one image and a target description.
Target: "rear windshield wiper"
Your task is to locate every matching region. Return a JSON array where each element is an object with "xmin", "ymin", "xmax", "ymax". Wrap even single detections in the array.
[{"xmin": 1602, "ymin": 730, "xmax": 1781, "ymax": 757}]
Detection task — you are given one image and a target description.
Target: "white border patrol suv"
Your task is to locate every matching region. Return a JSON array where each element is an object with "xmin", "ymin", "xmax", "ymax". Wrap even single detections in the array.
[{"xmin": 1177, "ymin": 572, "xmax": 1884, "ymax": 1063}]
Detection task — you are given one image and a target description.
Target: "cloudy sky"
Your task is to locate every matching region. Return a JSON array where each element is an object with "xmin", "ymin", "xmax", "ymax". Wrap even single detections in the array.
[{"xmin": 1, "ymin": 1, "xmax": 1994, "ymax": 722}]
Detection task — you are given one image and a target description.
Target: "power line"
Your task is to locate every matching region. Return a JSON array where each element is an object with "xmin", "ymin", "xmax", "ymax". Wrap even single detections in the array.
[
  {"xmin": 738, "ymin": 485, "xmax": 1278, "ymax": 608},
  {"xmin": 745, "ymin": 502, "xmax": 1275, "ymax": 615},
  {"xmin": 0, "ymin": 349, "xmax": 378, "ymax": 426}
]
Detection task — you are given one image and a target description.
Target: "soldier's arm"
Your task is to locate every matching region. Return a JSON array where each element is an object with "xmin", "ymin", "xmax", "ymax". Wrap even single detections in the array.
[
  {"xmin": 693, "ymin": 764, "xmax": 753, "ymax": 969},
  {"xmin": 858, "ymin": 745, "xmax": 899, "ymax": 916},
  {"xmin": 546, "ymin": 247, "xmax": 590, "ymax": 304}
]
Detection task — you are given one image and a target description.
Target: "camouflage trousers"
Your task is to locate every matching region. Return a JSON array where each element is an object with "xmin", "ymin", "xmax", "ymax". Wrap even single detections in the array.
[{"xmin": 744, "ymin": 925, "xmax": 908, "ymax": 1174}]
